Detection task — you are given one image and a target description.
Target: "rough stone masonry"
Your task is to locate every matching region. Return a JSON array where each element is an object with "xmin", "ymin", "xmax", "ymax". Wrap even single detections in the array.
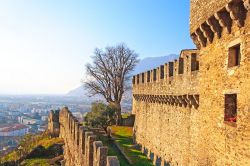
[
  {"xmin": 133, "ymin": 0, "xmax": 250, "ymax": 165},
  {"xmin": 48, "ymin": 108, "xmax": 120, "ymax": 166}
]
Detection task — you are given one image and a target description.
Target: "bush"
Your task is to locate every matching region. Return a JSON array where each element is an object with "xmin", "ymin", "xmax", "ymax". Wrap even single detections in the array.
[
  {"xmin": 26, "ymin": 146, "xmax": 46, "ymax": 159},
  {"xmin": 84, "ymin": 102, "xmax": 116, "ymax": 131}
]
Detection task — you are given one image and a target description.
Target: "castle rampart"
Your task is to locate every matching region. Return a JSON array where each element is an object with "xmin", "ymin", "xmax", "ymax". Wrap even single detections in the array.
[
  {"xmin": 48, "ymin": 108, "xmax": 120, "ymax": 166},
  {"xmin": 132, "ymin": 49, "xmax": 201, "ymax": 166},
  {"xmin": 133, "ymin": 0, "xmax": 250, "ymax": 165},
  {"xmin": 132, "ymin": 49, "xmax": 200, "ymax": 114}
]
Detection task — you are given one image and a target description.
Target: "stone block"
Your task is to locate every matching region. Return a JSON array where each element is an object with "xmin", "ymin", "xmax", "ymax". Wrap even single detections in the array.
[
  {"xmin": 85, "ymin": 135, "xmax": 96, "ymax": 166},
  {"xmin": 93, "ymin": 141, "xmax": 103, "ymax": 166},
  {"xmin": 106, "ymin": 156, "xmax": 120, "ymax": 166},
  {"xmin": 96, "ymin": 146, "xmax": 108, "ymax": 166}
]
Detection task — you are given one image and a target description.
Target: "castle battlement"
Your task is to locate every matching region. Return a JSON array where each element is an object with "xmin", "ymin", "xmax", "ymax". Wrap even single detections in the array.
[
  {"xmin": 48, "ymin": 108, "xmax": 120, "ymax": 166},
  {"xmin": 132, "ymin": 49, "xmax": 200, "ymax": 109}
]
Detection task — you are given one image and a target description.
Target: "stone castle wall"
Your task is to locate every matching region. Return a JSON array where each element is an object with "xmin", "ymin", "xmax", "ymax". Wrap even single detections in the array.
[
  {"xmin": 132, "ymin": 49, "xmax": 200, "ymax": 166},
  {"xmin": 133, "ymin": 0, "xmax": 250, "ymax": 165},
  {"xmin": 48, "ymin": 108, "xmax": 120, "ymax": 166}
]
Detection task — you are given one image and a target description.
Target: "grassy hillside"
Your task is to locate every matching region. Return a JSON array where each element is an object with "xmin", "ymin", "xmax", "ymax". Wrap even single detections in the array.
[{"xmin": 0, "ymin": 133, "xmax": 63, "ymax": 166}]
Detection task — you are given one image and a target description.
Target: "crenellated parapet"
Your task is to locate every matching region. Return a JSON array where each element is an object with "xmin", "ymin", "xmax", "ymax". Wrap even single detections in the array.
[
  {"xmin": 132, "ymin": 49, "xmax": 200, "ymax": 109},
  {"xmin": 190, "ymin": 0, "xmax": 250, "ymax": 49},
  {"xmin": 49, "ymin": 107, "xmax": 120, "ymax": 166}
]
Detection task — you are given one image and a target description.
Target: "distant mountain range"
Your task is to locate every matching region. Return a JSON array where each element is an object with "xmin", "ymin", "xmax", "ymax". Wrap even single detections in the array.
[
  {"xmin": 132, "ymin": 54, "xmax": 178, "ymax": 74},
  {"xmin": 67, "ymin": 86, "xmax": 86, "ymax": 97},
  {"xmin": 67, "ymin": 54, "xmax": 178, "ymax": 98}
]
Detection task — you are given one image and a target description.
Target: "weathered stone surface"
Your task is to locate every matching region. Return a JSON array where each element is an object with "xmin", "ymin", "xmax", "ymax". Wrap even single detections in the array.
[
  {"xmin": 190, "ymin": 0, "xmax": 231, "ymax": 33},
  {"xmin": 85, "ymin": 135, "xmax": 96, "ymax": 166},
  {"xmin": 191, "ymin": 0, "xmax": 249, "ymax": 49},
  {"xmin": 96, "ymin": 146, "xmax": 108, "ymax": 166},
  {"xmin": 93, "ymin": 141, "xmax": 103, "ymax": 166},
  {"xmin": 48, "ymin": 110, "xmax": 60, "ymax": 137}
]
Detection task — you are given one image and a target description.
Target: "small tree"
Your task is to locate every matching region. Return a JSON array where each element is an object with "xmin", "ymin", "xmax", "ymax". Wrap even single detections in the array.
[
  {"xmin": 84, "ymin": 43, "xmax": 139, "ymax": 125},
  {"xmin": 84, "ymin": 102, "xmax": 116, "ymax": 132}
]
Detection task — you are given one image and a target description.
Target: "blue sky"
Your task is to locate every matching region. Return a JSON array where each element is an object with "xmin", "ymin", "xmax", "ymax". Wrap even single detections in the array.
[{"xmin": 0, "ymin": 0, "xmax": 195, "ymax": 94}]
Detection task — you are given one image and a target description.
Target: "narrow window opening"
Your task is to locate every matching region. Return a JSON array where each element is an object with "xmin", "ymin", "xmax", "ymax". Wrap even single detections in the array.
[
  {"xmin": 228, "ymin": 44, "xmax": 241, "ymax": 68},
  {"xmin": 178, "ymin": 58, "xmax": 184, "ymax": 74},
  {"xmin": 132, "ymin": 76, "xmax": 135, "ymax": 84},
  {"xmin": 224, "ymin": 94, "xmax": 237, "ymax": 123},
  {"xmin": 153, "ymin": 69, "xmax": 157, "ymax": 81},
  {"xmin": 137, "ymin": 74, "xmax": 139, "ymax": 84},
  {"xmin": 160, "ymin": 65, "xmax": 164, "ymax": 79},
  {"xmin": 191, "ymin": 53, "xmax": 199, "ymax": 71},
  {"xmin": 142, "ymin": 73, "xmax": 144, "ymax": 83},
  {"xmin": 169, "ymin": 62, "xmax": 174, "ymax": 77},
  {"xmin": 147, "ymin": 71, "xmax": 150, "ymax": 82}
]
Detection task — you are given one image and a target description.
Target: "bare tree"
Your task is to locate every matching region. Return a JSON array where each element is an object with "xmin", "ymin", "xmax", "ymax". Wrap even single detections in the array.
[{"xmin": 84, "ymin": 43, "xmax": 139, "ymax": 125}]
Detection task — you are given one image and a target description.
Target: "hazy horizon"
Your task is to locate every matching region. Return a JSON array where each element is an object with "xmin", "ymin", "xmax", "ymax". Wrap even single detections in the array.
[{"xmin": 0, "ymin": 0, "xmax": 194, "ymax": 95}]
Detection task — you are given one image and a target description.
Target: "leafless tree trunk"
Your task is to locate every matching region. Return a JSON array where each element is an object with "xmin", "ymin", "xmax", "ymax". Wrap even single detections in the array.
[{"xmin": 84, "ymin": 43, "xmax": 139, "ymax": 125}]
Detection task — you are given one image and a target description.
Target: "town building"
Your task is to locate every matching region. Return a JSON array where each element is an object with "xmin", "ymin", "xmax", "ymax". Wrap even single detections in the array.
[
  {"xmin": 18, "ymin": 116, "xmax": 39, "ymax": 125},
  {"xmin": 0, "ymin": 124, "xmax": 29, "ymax": 137}
]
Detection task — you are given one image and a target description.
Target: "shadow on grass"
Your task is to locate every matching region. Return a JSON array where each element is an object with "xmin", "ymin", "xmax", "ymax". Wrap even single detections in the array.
[
  {"xmin": 98, "ymin": 135, "xmax": 130, "ymax": 166},
  {"xmin": 97, "ymin": 126, "xmax": 153, "ymax": 166},
  {"xmin": 26, "ymin": 143, "xmax": 63, "ymax": 159},
  {"xmin": 113, "ymin": 135, "xmax": 153, "ymax": 166}
]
